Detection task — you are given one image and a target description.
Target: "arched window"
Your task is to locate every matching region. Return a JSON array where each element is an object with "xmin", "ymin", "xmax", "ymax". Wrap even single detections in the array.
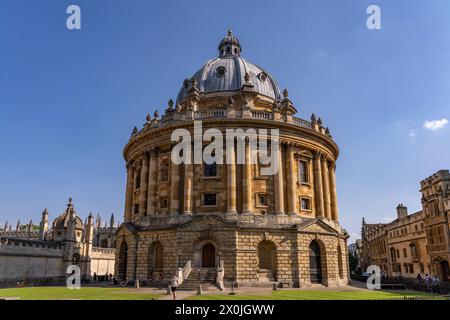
[
  {"xmin": 390, "ymin": 247, "xmax": 396, "ymax": 262},
  {"xmin": 258, "ymin": 241, "xmax": 276, "ymax": 271},
  {"xmin": 118, "ymin": 241, "xmax": 128, "ymax": 280},
  {"xmin": 135, "ymin": 169, "xmax": 141, "ymax": 189},
  {"xmin": 309, "ymin": 240, "xmax": 323, "ymax": 284},
  {"xmin": 149, "ymin": 242, "xmax": 164, "ymax": 272},
  {"xmin": 204, "ymin": 163, "xmax": 217, "ymax": 177},
  {"xmin": 160, "ymin": 161, "xmax": 170, "ymax": 182},
  {"xmin": 72, "ymin": 253, "xmax": 81, "ymax": 265},
  {"xmin": 410, "ymin": 242, "xmax": 418, "ymax": 258}
]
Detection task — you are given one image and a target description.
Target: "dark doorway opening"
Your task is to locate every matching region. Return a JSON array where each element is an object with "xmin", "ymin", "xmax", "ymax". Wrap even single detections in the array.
[
  {"xmin": 441, "ymin": 260, "xmax": 449, "ymax": 282},
  {"xmin": 202, "ymin": 244, "xmax": 216, "ymax": 268},
  {"xmin": 309, "ymin": 240, "xmax": 323, "ymax": 284},
  {"xmin": 118, "ymin": 241, "xmax": 128, "ymax": 280}
]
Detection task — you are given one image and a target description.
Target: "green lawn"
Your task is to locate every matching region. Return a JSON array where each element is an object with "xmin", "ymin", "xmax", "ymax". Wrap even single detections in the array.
[
  {"xmin": 188, "ymin": 290, "xmax": 439, "ymax": 300},
  {"xmin": 0, "ymin": 287, "xmax": 162, "ymax": 300}
]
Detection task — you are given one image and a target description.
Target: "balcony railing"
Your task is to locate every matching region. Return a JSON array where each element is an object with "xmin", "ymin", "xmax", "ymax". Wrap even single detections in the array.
[
  {"xmin": 135, "ymin": 108, "xmax": 318, "ymax": 138},
  {"xmin": 251, "ymin": 110, "xmax": 272, "ymax": 120},
  {"xmin": 194, "ymin": 109, "xmax": 227, "ymax": 119},
  {"xmin": 293, "ymin": 117, "xmax": 311, "ymax": 129}
]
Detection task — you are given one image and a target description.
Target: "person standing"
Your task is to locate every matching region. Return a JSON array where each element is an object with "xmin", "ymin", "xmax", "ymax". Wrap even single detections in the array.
[{"xmin": 171, "ymin": 273, "xmax": 179, "ymax": 300}]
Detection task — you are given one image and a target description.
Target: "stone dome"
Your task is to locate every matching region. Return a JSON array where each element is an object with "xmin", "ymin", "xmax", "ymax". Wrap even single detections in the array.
[
  {"xmin": 176, "ymin": 30, "xmax": 282, "ymax": 104},
  {"xmin": 52, "ymin": 198, "xmax": 83, "ymax": 230}
]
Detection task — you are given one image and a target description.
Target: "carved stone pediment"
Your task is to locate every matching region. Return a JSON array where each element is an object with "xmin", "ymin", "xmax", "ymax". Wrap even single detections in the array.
[
  {"xmin": 176, "ymin": 215, "xmax": 237, "ymax": 231},
  {"xmin": 115, "ymin": 223, "xmax": 137, "ymax": 237},
  {"xmin": 297, "ymin": 219, "xmax": 340, "ymax": 235}
]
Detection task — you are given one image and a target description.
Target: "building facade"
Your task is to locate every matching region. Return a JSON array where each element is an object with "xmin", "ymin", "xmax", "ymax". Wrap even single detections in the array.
[
  {"xmin": 359, "ymin": 170, "xmax": 450, "ymax": 282},
  {"xmin": 0, "ymin": 199, "xmax": 117, "ymax": 286},
  {"xmin": 115, "ymin": 31, "xmax": 350, "ymax": 288}
]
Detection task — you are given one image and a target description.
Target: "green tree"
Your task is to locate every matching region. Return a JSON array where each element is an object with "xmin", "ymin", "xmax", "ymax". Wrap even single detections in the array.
[{"xmin": 348, "ymin": 252, "xmax": 358, "ymax": 273}]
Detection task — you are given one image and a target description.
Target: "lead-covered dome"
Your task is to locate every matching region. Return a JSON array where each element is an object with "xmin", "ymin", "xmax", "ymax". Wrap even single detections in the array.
[{"xmin": 177, "ymin": 30, "xmax": 282, "ymax": 104}]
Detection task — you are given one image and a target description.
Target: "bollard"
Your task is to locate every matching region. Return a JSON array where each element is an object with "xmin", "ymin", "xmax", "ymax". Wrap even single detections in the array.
[
  {"xmin": 167, "ymin": 285, "xmax": 171, "ymax": 295},
  {"xmin": 197, "ymin": 285, "xmax": 203, "ymax": 296},
  {"xmin": 135, "ymin": 280, "xmax": 140, "ymax": 289},
  {"xmin": 272, "ymin": 283, "xmax": 278, "ymax": 291}
]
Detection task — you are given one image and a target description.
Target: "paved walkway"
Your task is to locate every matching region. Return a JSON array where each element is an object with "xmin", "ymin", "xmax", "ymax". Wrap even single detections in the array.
[{"xmin": 154, "ymin": 281, "xmax": 373, "ymax": 300}]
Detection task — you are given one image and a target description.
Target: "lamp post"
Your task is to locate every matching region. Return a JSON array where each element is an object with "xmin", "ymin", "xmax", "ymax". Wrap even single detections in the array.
[
  {"xmin": 178, "ymin": 250, "xmax": 182, "ymax": 269},
  {"xmin": 229, "ymin": 277, "xmax": 236, "ymax": 295}
]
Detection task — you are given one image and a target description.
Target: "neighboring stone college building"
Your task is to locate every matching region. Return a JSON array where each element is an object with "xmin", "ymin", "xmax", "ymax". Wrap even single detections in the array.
[
  {"xmin": 115, "ymin": 31, "xmax": 350, "ymax": 289},
  {"xmin": 359, "ymin": 170, "xmax": 450, "ymax": 282},
  {"xmin": 0, "ymin": 198, "xmax": 117, "ymax": 286}
]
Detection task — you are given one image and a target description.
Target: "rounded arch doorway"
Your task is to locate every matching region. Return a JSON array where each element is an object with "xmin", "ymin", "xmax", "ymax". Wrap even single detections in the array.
[
  {"xmin": 309, "ymin": 240, "xmax": 323, "ymax": 284},
  {"xmin": 202, "ymin": 243, "xmax": 216, "ymax": 268},
  {"xmin": 440, "ymin": 260, "xmax": 449, "ymax": 282}
]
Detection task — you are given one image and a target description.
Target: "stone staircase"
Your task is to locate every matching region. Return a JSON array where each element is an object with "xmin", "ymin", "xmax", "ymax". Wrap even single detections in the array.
[{"xmin": 178, "ymin": 268, "xmax": 217, "ymax": 291}]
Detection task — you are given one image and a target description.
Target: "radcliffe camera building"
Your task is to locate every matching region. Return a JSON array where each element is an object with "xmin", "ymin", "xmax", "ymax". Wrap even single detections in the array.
[
  {"xmin": 115, "ymin": 31, "xmax": 350, "ymax": 288},
  {"xmin": 359, "ymin": 170, "xmax": 450, "ymax": 282}
]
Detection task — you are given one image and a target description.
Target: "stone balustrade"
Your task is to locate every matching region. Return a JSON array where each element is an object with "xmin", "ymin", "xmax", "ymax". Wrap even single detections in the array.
[{"xmin": 132, "ymin": 108, "xmax": 331, "ymax": 140}]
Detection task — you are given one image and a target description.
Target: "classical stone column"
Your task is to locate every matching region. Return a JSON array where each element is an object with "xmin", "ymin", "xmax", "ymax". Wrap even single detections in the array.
[
  {"xmin": 313, "ymin": 151, "xmax": 324, "ymax": 217},
  {"xmin": 170, "ymin": 148, "xmax": 180, "ymax": 214},
  {"xmin": 287, "ymin": 145, "xmax": 297, "ymax": 215},
  {"xmin": 183, "ymin": 164, "xmax": 193, "ymax": 214},
  {"xmin": 329, "ymin": 162, "xmax": 339, "ymax": 221},
  {"xmin": 183, "ymin": 147, "xmax": 193, "ymax": 214},
  {"xmin": 124, "ymin": 162, "xmax": 134, "ymax": 222},
  {"xmin": 242, "ymin": 140, "xmax": 253, "ymax": 213},
  {"xmin": 226, "ymin": 142, "xmax": 237, "ymax": 214},
  {"xmin": 322, "ymin": 156, "xmax": 332, "ymax": 220},
  {"xmin": 274, "ymin": 144, "xmax": 285, "ymax": 214},
  {"xmin": 138, "ymin": 152, "xmax": 149, "ymax": 216},
  {"xmin": 147, "ymin": 149, "xmax": 157, "ymax": 215},
  {"xmin": 131, "ymin": 164, "xmax": 139, "ymax": 219}
]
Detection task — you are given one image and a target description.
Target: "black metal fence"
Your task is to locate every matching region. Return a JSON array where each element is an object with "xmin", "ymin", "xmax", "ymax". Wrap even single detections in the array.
[{"xmin": 351, "ymin": 274, "xmax": 450, "ymax": 294}]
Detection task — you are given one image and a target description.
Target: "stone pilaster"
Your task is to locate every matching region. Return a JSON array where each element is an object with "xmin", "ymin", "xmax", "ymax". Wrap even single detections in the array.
[
  {"xmin": 183, "ymin": 151, "xmax": 193, "ymax": 214},
  {"xmin": 329, "ymin": 162, "xmax": 339, "ymax": 221},
  {"xmin": 242, "ymin": 141, "xmax": 253, "ymax": 213},
  {"xmin": 147, "ymin": 149, "xmax": 157, "ymax": 215},
  {"xmin": 313, "ymin": 151, "xmax": 324, "ymax": 217},
  {"xmin": 170, "ymin": 149, "xmax": 180, "ymax": 214},
  {"xmin": 131, "ymin": 163, "xmax": 140, "ymax": 219},
  {"xmin": 124, "ymin": 163, "xmax": 134, "ymax": 222},
  {"xmin": 226, "ymin": 142, "xmax": 237, "ymax": 214},
  {"xmin": 322, "ymin": 156, "xmax": 332, "ymax": 220},
  {"xmin": 274, "ymin": 144, "xmax": 285, "ymax": 214},
  {"xmin": 287, "ymin": 145, "xmax": 297, "ymax": 215},
  {"xmin": 138, "ymin": 152, "xmax": 149, "ymax": 216}
]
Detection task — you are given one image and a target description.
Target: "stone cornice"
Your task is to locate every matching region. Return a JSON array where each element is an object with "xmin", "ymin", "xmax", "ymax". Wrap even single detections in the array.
[{"xmin": 124, "ymin": 118, "xmax": 339, "ymax": 162}]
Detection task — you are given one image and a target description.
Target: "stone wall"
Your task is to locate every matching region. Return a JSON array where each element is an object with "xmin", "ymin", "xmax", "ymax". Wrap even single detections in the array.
[
  {"xmin": 115, "ymin": 220, "xmax": 349, "ymax": 288},
  {"xmin": 0, "ymin": 238, "xmax": 65, "ymax": 284},
  {"xmin": 90, "ymin": 247, "xmax": 116, "ymax": 277}
]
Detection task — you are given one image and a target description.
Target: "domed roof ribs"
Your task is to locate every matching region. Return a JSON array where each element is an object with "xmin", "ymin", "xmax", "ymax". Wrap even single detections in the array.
[
  {"xmin": 234, "ymin": 55, "xmax": 243, "ymax": 90},
  {"xmin": 176, "ymin": 31, "xmax": 282, "ymax": 104}
]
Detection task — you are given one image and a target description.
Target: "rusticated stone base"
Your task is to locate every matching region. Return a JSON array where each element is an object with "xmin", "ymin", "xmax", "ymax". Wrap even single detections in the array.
[{"xmin": 115, "ymin": 214, "xmax": 350, "ymax": 288}]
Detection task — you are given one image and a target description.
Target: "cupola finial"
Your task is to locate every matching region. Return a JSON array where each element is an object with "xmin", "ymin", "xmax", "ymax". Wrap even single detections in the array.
[{"xmin": 218, "ymin": 29, "xmax": 241, "ymax": 56}]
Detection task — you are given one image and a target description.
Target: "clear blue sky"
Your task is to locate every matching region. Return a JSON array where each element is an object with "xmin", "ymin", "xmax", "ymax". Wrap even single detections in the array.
[{"xmin": 0, "ymin": 0, "xmax": 449, "ymax": 242}]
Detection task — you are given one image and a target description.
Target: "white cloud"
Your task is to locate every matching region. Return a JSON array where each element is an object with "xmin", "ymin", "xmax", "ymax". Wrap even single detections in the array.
[
  {"xmin": 423, "ymin": 118, "xmax": 448, "ymax": 131},
  {"xmin": 382, "ymin": 217, "xmax": 395, "ymax": 223}
]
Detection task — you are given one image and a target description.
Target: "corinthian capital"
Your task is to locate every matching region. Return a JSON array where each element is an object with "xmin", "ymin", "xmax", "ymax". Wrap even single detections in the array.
[{"xmin": 313, "ymin": 150, "xmax": 322, "ymax": 159}]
